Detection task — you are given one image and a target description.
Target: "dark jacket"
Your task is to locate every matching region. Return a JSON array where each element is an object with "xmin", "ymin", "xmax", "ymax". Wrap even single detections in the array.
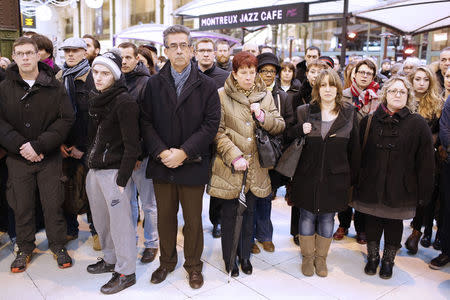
[
  {"xmin": 355, "ymin": 105, "xmax": 434, "ymax": 209},
  {"xmin": 0, "ymin": 62, "xmax": 75, "ymax": 160},
  {"xmin": 0, "ymin": 68, "xmax": 5, "ymax": 83},
  {"xmin": 124, "ymin": 61, "xmax": 151, "ymax": 104},
  {"xmin": 141, "ymin": 60, "xmax": 221, "ymax": 185},
  {"xmin": 87, "ymin": 79, "xmax": 141, "ymax": 187},
  {"xmin": 277, "ymin": 77, "xmax": 301, "ymax": 98},
  {"xmin": 292, "ymin": 80, "xmax": 312, "ymax": 113},
  {"xmin": 295, "ymin": 60, "xmax": 307, "ymax": 85},
  {"xmin": 440, "ymin": 96, "xmax": 450, "ymax": 150},
  {"xmin": 56, "ymin": 69, "xmax": 95, "ymax": 153},
  {"xmin": 436, "ymin": 69, "xmax": 444, "ymax": 91},
  {"xmin": 272, "ymin": 82, "xmax": 295, "ymax": 146},
  {"xmin": 202, "ymin": 64, "xmax": 229, "ymax": 89},
  {"xmin": 216, "ymin": 60, "xmax": 233, "ymax": 72},
  {"xmin": 290, "ymin": 101, "xmax": 361, "ymax": 214}
]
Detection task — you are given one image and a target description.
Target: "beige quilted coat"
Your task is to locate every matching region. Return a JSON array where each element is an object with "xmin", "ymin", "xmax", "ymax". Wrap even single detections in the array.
[{"xmin": 207, "ymin": 74, "xmax": 285, "ymax": 200}]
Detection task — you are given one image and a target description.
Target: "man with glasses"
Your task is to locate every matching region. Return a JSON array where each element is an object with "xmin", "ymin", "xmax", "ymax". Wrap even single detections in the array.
[
  {"xmin": 335, "ymin": 59, "xmax": 380, "ymax": 245},
  {"xmin": 194, "ymin": 38, "xmax": 229, "ymax": 239},
  {"xmin": 0, "ymin": 37, "xmax": 75, "ymax": 272},
  {"xmin": 140, "ymin": 25, "xmax": 221, "ymax": 289}
]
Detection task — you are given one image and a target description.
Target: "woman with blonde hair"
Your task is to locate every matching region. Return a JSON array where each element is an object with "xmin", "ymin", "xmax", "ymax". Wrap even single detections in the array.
[
  {"xmin": 343, "ymin": 61, "xmax": 357, "ymax": 89},
  {"xmin": 288, "ymin": 68, "xmax": 360, "ymax": 277},
  {"xmin": 405, "ymin": 66, "xmax": 445, "ymax": 253},
  {"xmin": 353, "ymin": 76, "xmax": 434, "ymax": 279}
]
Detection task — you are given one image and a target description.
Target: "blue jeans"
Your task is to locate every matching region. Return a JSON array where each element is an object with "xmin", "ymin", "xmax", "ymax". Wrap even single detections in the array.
[
  {"xmin": 254, "ymin": 195, "xmax": 273, "ymax": 242},
  {"xmin": 130, "ymin": 158, "xmax": 159, "ymax": 248},
  {"xmin": 299, "ymin": 208, "xmax": 335, "ymax": 238}
]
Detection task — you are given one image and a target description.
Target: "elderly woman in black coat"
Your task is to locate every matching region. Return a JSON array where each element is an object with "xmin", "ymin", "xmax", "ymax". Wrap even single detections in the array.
[{"xmin": 352, "ymin": 76, "xmax": 435, "ymax": 279}]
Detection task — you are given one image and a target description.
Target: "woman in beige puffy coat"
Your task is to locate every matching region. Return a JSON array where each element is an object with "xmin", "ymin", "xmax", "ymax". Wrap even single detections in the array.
[{"xmin": 207, "ymin": 51, "xmax": 285, "ymax": 277}]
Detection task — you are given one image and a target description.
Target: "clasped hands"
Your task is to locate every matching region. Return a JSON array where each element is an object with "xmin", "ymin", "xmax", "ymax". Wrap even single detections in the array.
[
  {"xmin": 20, "ymin": 142, "xmax": 43, "ymax": 162},
  {"xmin": 61, "ymin": 144, "xmax": 84, "ymax": 160},
  {"xmin": 159, "ymin": 148, "xmax": 187, "ymax": 168}
]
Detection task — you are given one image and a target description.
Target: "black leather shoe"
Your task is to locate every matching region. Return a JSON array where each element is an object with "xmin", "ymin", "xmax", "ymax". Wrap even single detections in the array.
[
  {"xmin": 100, "ymin": 272, "xmax": 136, "ymax": 294},
  {"xmin": 420, "ymin": 234, "xmax": 431, "ymax": 248},
  {"xmin": 141, "ymin": 248, "xmax": 158, "ymax": 263},
  {"xmin": 87, "ymin": 258, "xmax": 115, "ymax": 274},
  {"xmin": 433, "ymin": 238, "xmax": 441, "ymax": 250},
  {"xmin": 226, "ymin": 261, "xmax": 239, "ymax": 277},
  {"xmin": 240, "ymin": 259, "xmax": 253, "ymax": 275},
  {"xmin": 429, "ymin": 253, "xmax": 450, "ymax": 270},
  {"xmin": 150, "ymin": 266, "xmax": 171, "ymax": 284},
  {"xmin": 212, "ymin": 224, "xmax": 221, "ymax": 238},
  {"xmin": 188, "ymin": 270, "xmax": 204, "ymax": 289}
]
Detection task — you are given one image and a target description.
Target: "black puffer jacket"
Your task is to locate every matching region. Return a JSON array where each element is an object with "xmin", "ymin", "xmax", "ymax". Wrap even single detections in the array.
[
  {"xmin": 0, "ymin": 62, "xmax": 75, "ymax": 160},
  {"xmin": 124, "ymin": 61, "xmax": 151, "ymax": 104},
  {"xmin": 354, "ymin": 105, "xmax": 434, "ymax": 208},
  {"xmin": 87, "ymin": 78, "xmax": 141, "ymax": 187},
  {"xmin": 290, "ymin": 101, "xmax": 361, "ymax": 214}
]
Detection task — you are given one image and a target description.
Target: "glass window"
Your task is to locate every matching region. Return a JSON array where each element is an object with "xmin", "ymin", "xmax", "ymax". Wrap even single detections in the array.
[{"xmin": 130, "ymin": 0, "xmax": 156, "ymax": 26}]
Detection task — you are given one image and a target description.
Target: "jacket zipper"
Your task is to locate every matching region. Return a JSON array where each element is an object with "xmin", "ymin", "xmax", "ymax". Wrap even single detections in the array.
[
  {"xmin": 102, "ymin": 144, "xmax": 109, "ymax": 163},
  {"xmin": 88, "ymin": 123, "xmax": 102, "ymax": 167}
]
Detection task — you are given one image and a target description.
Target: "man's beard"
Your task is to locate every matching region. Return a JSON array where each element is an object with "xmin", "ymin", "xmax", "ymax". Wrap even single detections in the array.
[{"xmin": 216, "ymin": 55, "xmax": 230, "ymax": 64}]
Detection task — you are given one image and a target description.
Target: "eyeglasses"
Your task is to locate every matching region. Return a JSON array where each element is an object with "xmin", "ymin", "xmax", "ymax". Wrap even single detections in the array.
[
  {"xmin": 387, "ymin": 89, "xmax": 407, "ymax": 96},
  {"xmin": 167, "ymin": 43, "xmax": 189, "ymax": 51},
  {"xmin": 196, "ymin": 49, "xmax": 214, "ymax": 54},
  {"xmin": 14, "ymin": 51, "xmax": 37, "ymax": 58},
  {"xmin": 357, "ymin": 70, "xmax": 374, "ymax": 77},
  {"xmin": 259, "ymin": 69, "xmax": 277, "ymax": 75}
]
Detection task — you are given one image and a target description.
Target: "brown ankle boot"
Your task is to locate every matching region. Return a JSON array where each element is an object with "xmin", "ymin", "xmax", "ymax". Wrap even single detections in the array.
[
  {"xmin": 314, "ymin": 234, "xmax": 332, "ymax": 277},
  {"xmin": 405, "ymin": 229, "xmax": 422, "ymax": 255}
]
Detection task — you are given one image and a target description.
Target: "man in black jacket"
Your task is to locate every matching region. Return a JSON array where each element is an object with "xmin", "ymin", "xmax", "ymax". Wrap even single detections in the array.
[
  {"xmin": 295, "ymin": 46, "xmax": 320, "ymax": 84},
  {"xmin": 56, "ymin": 37, "xmax": 98, "ymax": 247},
  {"xmin": 0, "ymin": 37, "xmax": 75, "ymax": 272},
  {"xmin": 194, "ymin": 38, "xmax": 229, "ymax": 238},
  {"xmin": 118, "ymin": 42, "xmax": 159, "ymax": 264},
  {"xmin": 215, "ymin": 40, "xmax": 233, "ymax": 72},
  {"xmin": 141, "ymin": 25, "xmax": 221, "ymax": 289}
]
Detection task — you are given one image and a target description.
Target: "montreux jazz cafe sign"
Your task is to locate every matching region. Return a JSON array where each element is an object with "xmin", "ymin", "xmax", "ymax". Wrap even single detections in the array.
[{"xmin": 199, "ymin": 3, "xmax": 309, "ymax": 30}]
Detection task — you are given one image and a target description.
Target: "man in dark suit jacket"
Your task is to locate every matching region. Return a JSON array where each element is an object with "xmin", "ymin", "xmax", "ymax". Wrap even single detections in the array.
[{"xmin": 141, "ymin": 25, "xmax": 221, "ymax": 290}]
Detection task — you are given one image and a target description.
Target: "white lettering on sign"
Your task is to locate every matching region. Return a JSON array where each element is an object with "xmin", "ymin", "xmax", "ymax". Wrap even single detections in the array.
[
  {"xmin": 201, "ymin": 15, "xmax": 238, "ymax": 27},
  {"xmin": 261, "ymin": 10, "xmax": 282, "ymax": 21},
  {"xmin": 239, "ymin": 12, "xmax": 259, "ymax": 23}
]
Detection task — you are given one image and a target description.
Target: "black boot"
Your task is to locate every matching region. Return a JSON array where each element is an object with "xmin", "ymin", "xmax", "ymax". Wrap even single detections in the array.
[
  {"xmin": 379, "ymin": 245, "xmax": 397, "ymax": 279},
  {"xmin": 100, "ymin": 272, "xmax": 136, "ymax": 294},
  {"xmin": 364, "ymin": 241, "xmax": 380, "ymax": 275},
  {"xmin": 239, "ymin": 259, "xmax": 253, "ymax": 275},
  {"xmin": 420, "ymin": 233, "xmax": 432, "ymax": 248}
]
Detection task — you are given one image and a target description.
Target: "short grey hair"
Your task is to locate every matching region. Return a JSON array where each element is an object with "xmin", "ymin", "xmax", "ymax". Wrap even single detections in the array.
[{"xmin": 163, "ymin": 25, "xmax": 192, "ymax": 48}]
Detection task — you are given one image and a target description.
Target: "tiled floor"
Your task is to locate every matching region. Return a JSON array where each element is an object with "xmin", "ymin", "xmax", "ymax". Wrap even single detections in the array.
[{"xmin": 0, "ymin": 188, "xmax": 449, "ymax": 299}]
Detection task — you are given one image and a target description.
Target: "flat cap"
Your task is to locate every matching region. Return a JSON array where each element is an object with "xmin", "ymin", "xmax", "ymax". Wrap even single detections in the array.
[{"xmin": 59, "ymin": 37, "xmax": 87, "ymax": 50}]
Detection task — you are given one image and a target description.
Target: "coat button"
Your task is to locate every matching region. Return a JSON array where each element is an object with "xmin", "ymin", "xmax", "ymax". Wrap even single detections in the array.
[
  {"xmin": 246, "ymin": 122, "xmax": 250, "ymax": 126},
  {"xmin": 25, "ymin": 104, "xmax": 30, "ymax": 108},
  {"xmin": 25, "ymin": 123, "xmax": 30, "ymax": 128},
  {"xmin": 247, "ymin": 137, "xmax": 252, "ymax": 141}
]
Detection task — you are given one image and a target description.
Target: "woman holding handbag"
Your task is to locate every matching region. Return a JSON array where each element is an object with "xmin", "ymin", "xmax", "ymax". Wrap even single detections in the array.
[
  {"xmin": 207, "ymin": 51, "xmax": 285, "ymax": 277},
  {"xmin": 352, "ymin": 76, "xmax": 434, "ymax": 279},
  {"xmin": 288, "ymin": 69, "xmax": 361, "ymax": 277}
]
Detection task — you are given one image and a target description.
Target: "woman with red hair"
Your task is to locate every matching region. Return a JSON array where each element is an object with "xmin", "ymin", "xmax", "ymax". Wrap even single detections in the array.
[{"xmin": 207, "ymin": 51, "xmax": 285, "ymax": 277}]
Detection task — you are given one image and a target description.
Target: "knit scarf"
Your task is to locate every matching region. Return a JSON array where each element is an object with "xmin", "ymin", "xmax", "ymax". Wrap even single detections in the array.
[
  {"xmin": 42, "ymin": 57, "xmax": 54, "ymax": 69},
  {"xmin": 350, "ymin": 79, "xmax": 379, "ymax": 111},
  {"xmin": 171, "ymin": 62, "xmax": 191, "ymax": 97},
  {"xmin": 62, "ymin": 59, "xmax": 91, "ymax": 113}
]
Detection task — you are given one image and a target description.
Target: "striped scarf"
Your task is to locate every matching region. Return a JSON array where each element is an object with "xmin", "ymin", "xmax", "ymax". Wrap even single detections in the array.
[
  {"xmin": 62, "ymin": 59, "xmax": 91, "ymax": 113},
  {"xmin": 350, "ymin": 79, "xmax": 379, "ymax": 111}
]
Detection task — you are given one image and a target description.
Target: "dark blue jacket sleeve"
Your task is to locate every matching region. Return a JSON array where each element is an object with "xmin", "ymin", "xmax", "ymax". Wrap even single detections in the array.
[{"xmin": 439, "ymin": 96, "xmax": 450, "ymax": 150}]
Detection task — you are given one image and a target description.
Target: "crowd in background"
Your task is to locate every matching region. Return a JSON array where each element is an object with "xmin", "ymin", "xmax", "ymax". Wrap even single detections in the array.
[{"xmin": 0, "ymin": 25, "xmax": 449, "ymax": 295}]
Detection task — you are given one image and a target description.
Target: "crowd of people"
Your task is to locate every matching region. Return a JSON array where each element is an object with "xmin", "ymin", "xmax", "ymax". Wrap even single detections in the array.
[{"xmin": 0, "ymin": 24, "xmax": 449, "ymax": 295}]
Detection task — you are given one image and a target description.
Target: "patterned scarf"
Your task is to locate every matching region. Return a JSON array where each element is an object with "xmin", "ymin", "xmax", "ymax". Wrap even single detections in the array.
[
  {"xmin": 62, "ymin": 59, "xmax": 91, "ymax": 113},
  {"xmin": 350, "ymin": 79, "xmax": 379, "ymax": 111},
  {"xmin": 234, "ymin": 77, "xmax": 256, "ymax": 97},
  {"xmin": 42, "ymin": 57, "xmax": 54, "ymax": 69}
]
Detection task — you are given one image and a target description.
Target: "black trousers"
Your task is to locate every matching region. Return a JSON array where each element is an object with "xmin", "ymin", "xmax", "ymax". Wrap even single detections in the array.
[
  {"xmin": 290, "ymin": 206, "xmax": 300, "ymax": 236},
  {"xmin": 221, "ymin": 192, "xmax": 257, "ymax": 266},
  {"xmin": 6, "ymin": 155, "xmax": 66, "ymax": 253},
  {"xmin": 412, "ymin": 173, "xmax": 443, "ymax": 239},
  {"xmin": 440, "ymin": 162, "xmax": 450, "ymax": 256},
  {"xmin": 365, "ymin": 214, "xmax": 403, "ymax": 249},
  {"xmin": 337, "ymin": 206, "xmax": 366, "ymax": 233},
  {"xmin": 209, "ymin": 196, "xmax": 223, "ymax": 226}
]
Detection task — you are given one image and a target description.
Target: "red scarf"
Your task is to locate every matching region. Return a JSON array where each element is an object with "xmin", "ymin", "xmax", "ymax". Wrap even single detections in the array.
[{"xmin": 350, "ymin": 80, "xmax": 380, "ymax": 111}]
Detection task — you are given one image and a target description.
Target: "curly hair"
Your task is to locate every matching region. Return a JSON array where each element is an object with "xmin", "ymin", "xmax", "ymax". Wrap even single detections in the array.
[
  {"xmin": 379, "ymin": 76, "xmax": 416, "ymax": 112},
  {"xmin": 409, "ymin": 66, "xmax": 444, "ymax": 119},
  {"xmin": 311, "ymin": 69, "xmax": 343, "ymax": 114}
]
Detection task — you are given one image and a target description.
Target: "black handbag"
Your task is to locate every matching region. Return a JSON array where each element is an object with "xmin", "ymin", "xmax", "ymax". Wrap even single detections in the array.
[{"xmin": 274, "ymin": 104, "xmax": 310, "ymax": 177}]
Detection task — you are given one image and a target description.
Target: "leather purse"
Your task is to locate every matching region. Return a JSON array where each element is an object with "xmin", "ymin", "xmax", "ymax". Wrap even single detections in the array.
[{"xmin": 274, "ymin": 104, "xmax": 310, "ymax": 177}]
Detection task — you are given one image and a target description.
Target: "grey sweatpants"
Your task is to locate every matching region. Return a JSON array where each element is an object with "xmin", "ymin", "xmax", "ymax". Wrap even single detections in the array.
[{"xmin": 86, "ymin": 169, "xmax": 136, "ymax": 275}]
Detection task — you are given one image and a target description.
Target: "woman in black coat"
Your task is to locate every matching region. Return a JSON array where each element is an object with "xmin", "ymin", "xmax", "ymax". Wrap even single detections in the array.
[
  {"xmin": 352, "ymin": 76, "xmax": 435, "ymax": 279},
  {"xmin": 288, "ymin": 69, "xmax": 360, "ymax": 278}
]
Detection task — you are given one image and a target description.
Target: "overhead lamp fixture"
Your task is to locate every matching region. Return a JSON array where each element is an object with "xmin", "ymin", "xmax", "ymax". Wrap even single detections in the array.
[
  {"xmin": 85, "ymin": 0, "xmax": 103, "ymax": 9},
  {"xmin": 347, "ymin": 32, "xmax": 357, "ymax": 40}
]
